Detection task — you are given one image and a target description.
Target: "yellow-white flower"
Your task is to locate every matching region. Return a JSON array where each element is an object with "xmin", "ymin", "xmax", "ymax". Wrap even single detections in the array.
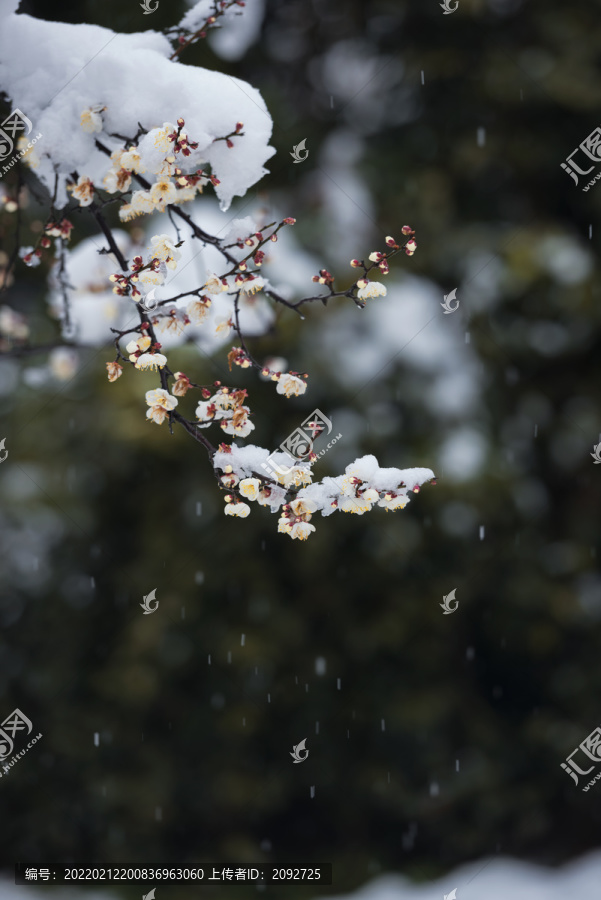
[
  {"xmin": 136, "ymin": 352, "xmax": 167, "ymax": 371},
  {"xmin": 132, "ymin": 190, "xmax": 156, "ymax": 215},
  {"xmin": 126, "ymin": 335, "xmax": 152, "ymax": 360},
  {"xmin": 149, "ymin": 176, "xmax": 177, "ymax": 209},
  {"xmin": 145, "ymin": 389, "xmax": 177, "ymax": 424},
  {"xmin": 146, "ymin": 406, "xmax": 171, "ymax": 425},
  {"xmin": 357, "ymin": 280, "xmax": 387, "ymax": 300},
  {"xmin": 276, "ymin": 374, "xmax": 307, "ymax": 398},
  {"xmin": 241, "ymin": 276, "xmax": 265, "ymax": 295},
  {"xmin": 239, "ymin": 478, "xmax": 261, "ymax": 501},
  {"xmin": 71, "ymin": 176, "xmax": 95, "ymax": 207},
  {"xmin": 150, "ymin": 234, "xmax": 181, "ymax": 268},
  {"xmin": 152, "ymin": 123, "xmax": 178, "ymax": 153},
  {"xmin": 214, "ymin": 317, "xmax": 232, "ymax": 337},
  {"xmin": 120, "ymin": 191, "xmax": 155, "ymax": 220},
  {"xmin": 338, "ymin": 495, "xmax": 372, "ymax": 514},
  {"xmin": 363, "ymin": 489, "xmax": 380, "ymax": 504},
  {"xmin": 103, "ymin": 168, "xmax": 131, "ymax": 193},
  {"xmin": 289, "ymin": 522, "xmax": 316, "ymax": 540},
  {"xmin": 106, "ymin": 361, "xmax": 123, "ymax": 382},
  {"xmin": 145, "ymin": 388, "xmax": 178, "ymax": 410},
  {"xmin": 187, "ymin": 298, "xmax": 211, "ymax": 324},
  {"xmin": 289, "ymin": 498, "xmax": 317, "ymax": 516},
  {"xmin": 138, "ymin": 268, "xmax": 165, "ymax": 287},
  {"xmin": 118, "ymin": 203, "xmax": 135, "ymax": 222},
  {"xmin": 121, "ymin": 147, "xmax": 145, "ymax": 173},
  {"xmin": 220, "ymin": 417, "xmax": 255, "ymax": 438},
  {"xmin": 378, "ymin": 494, "xmax": 407, "ymax": 511},
  {"xmin": 278, "ymin": 466, "xmax": 312, "ymax": 489},
  {"xmin": 224, "ymin": 502, "xmax": 251, "ymax": 518},
  {"xmin": 80, "ymin": 107, "xmax": 103, "ymax": 133},
  {"xmin": 204, "ymin": 273, "xmax": 227, "ymax": 294}
]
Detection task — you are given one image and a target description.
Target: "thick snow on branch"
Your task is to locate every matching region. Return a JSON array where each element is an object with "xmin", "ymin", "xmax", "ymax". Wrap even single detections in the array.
[
  {"xmin": 213, "ymin": 446, "xmax": 435, "ymax": 539},
  {"xmin": 0, "ymin": 4, "xmax": 274, "ymax": 210}
]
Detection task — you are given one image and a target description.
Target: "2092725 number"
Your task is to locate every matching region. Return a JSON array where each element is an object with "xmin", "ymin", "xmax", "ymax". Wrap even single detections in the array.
[{"xmin": 272, "ymin": 868, "xmax": 321, "ymax": 880}]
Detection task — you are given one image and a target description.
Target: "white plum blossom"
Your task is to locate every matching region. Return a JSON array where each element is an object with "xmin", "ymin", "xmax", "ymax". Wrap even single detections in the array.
[
  {"xmin": 71, "ymin": 176, "xmax": 95, "ymax": 207},
  {"xmin": 120, "ymin": 147, "xmax": 145, "ymax": 174},
  {"xmin": 145, "ymin": 388, "xmax": 178, "ymax": 425},
  {"xmin": 187, "ymin": 297, "xmax": 211, "ymax": 324},
  {"xmin": 80, "ymin": 107, "xmax": 103, "ymax": 133},
  {"xmin": 220, "ymin": 416, "xmax": 255, "ymax": 438},
  {"xmin": 224, "ymin": 501, "xmax": 251, "ymax": 518},
  {"xmin": 136, "ymin": 352, "xmax": 168, "ymax": 371},
  {"xmin": 204, "ymin": 273, "xmax": 228, "ymax": 294},
  {"xmin": 102, "ymin": 168, "xmax": 131, "ymax": 193},
  {"xmin": 149, "ymin": 176, "xmax": 178, "ymax": 209},
  {"xmin": 239, "ymin": 478, "xmax": 261, "ymax": 501},
  {"xmin": 357, "ymin": 280, "xmax": 387, "ymax": 300},
  {"xmin": 150, "ymin": 234, "xmax": 181, "ymax": 268},
  {"xmin": 276, "ymin": 373, "xmax": 307, "ymax": 398},
  {"xmin": 241, "ymin": 275, "xmax": 265, "ymax": 295},
  {"xmin": 145, "ymin": 388, "xmax": 178, "ymax": 409}
]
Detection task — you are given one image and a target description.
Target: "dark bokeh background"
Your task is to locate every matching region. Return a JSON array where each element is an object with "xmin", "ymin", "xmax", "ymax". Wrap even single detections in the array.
[{"xmin": 1, "ymin": 0, "xmax": 601, "ymax": 897}]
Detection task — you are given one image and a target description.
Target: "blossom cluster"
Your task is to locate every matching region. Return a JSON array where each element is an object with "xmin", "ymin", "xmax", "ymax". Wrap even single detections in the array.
[
  {"xmin": 196, "ymin": 386, "xmax": 254, "ymax": 438},
  {"xmin": 211, "ymin": 446, "xmax": 435, "ymax": 540},
  {"xmin": 19, "ymin": 217, "xmax": 74, "ymax": 268},
  {"xmin": 350, "ymin": 227, "xmax": 417, "ymax": 304},
  {"xmin": 68, "ymin": 116, "xmax": 220, "ymax": 221}
]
